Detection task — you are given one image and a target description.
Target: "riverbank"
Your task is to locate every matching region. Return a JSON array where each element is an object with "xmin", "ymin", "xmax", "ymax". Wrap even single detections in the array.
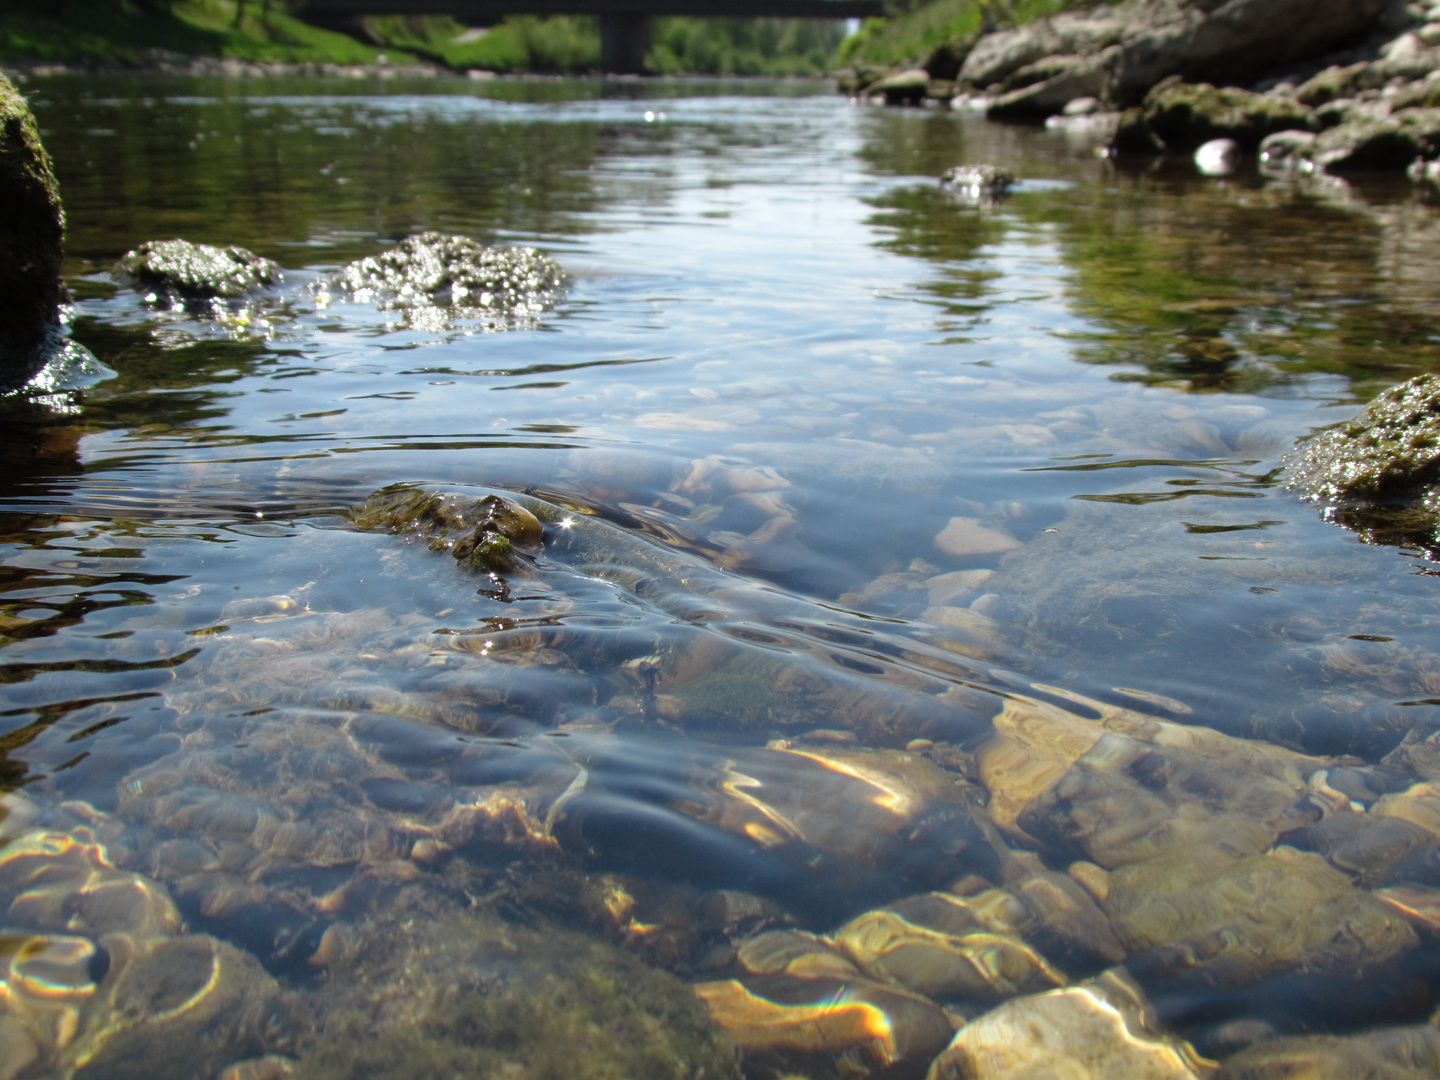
[{"xmin": 0, "ymin": 2, "xmax": 845, "ymax": 76}]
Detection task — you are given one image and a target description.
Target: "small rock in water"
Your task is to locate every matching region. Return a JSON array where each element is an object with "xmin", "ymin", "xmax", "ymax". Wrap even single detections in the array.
[
  {"xmin": 926, "ymin": 970, "xmax": 1209, "ymax": 1080},
  {"xmin": 938, "ymin": 164, "xmax": 1014, "ymax": 201},
  {"xmin": 933, "ymin": 516, "xmax": 1021, "ymax": 558},
  {"xmin": 1215, "ymin": 1023, "xmax": 1440, "ymax": 1079},
  {"xmin": 320, "ymin": 231, "xmax": 564, "ymax": 329},
  {"xmin": 1194, "ymin": 137, "xmax": 1242, "ymax": 175},
  {"xmin": 1259, "ymin": 129, "xmax": 1318, "ymax": 171},
  {"xmin": 1286, "ymin": 373, "xmax": 1440, "ymax": 551},
  {"xmin": 112, "ymin": 239, "xmax": 282, "ymax": 300},
  {"xmin": 869, "ymin": 68, "xmax": 931, "ymax": 106},
  {"xmin": 1063, "ymin": 96, "xmax": 1102, "ymax": 116}
]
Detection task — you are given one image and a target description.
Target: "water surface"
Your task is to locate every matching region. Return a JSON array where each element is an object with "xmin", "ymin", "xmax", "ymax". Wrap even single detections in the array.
[{"xmin": 4, "ymin": 73, "xmax": 1440, "ymax": 1078}]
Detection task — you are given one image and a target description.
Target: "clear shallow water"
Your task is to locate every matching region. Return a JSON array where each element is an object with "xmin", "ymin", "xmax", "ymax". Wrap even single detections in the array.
[{"xmin": 4, "ymin": 73, "xmax": 1440, "ymax": 1078}]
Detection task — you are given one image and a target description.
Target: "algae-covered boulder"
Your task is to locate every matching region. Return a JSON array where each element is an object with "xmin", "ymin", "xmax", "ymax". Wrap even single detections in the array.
[
  {"xmin": 320, "ymin": 231, "xmax": 564, "ymax": 330},
  {"xmin": 112, "ymin": 239, "xmax": 282, "ymax": 301},
  {"xmin": 0, "ymin": 72, "xmax": 66, "ymax": 392},
  {"xmin": 1309, "ymin": 108, "xmax": 1440, "ymax": 172},
  {"xmin": 301, "ymin": 908, "xmax": 740, "ymax": 1080},
  {"xmin": 1288, "ymin": 374, "xmax": 1440, "ymax": 550},
  {"xmin": 1132, "ymin": 81, "xmax": 1315, "ymax": 153}
]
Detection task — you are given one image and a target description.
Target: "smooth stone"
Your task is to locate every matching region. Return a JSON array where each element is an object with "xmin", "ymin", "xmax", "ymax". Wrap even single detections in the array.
[
  {"xmin": 1195, "ymin": 137, "xmax": 1242, "ymax": 175},
  {"xmin": 934, "ymin": 517, "xmax": 1021, "ymax": 558}
]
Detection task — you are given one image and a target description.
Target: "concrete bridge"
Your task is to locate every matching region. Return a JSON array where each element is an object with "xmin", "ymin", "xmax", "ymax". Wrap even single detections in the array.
[{"xmin": 301, "ymin": 0, "xmax": 884, "ymax": 73}]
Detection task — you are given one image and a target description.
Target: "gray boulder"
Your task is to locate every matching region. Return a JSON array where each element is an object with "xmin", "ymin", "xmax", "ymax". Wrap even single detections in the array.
[
  {"xmin": 0, "ymin": 72, "xmax": 66, "ymax": 393},
  {"xmin": 988, "ymin": 52, "xmax": 1116, "ymax": 120},
  {"xmin": 965, "ymin": 0, "xmax": 1392, "ymax": 116}
]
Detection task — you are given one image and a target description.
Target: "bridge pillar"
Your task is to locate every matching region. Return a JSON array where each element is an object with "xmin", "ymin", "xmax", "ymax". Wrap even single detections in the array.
[{"xmin": 600, "ymin": 14, "xmax": 649, "ymax": 74}]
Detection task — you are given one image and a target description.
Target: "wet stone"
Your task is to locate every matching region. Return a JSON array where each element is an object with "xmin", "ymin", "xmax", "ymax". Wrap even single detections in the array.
[
  {"xmin": 830, "ymin": 891, "xmax": 1066, "ymax": 1001},
  {"xmin": 937, "ymin": 166, "xmax": 1014, "ymax": 202},
  {"xmin": 62, "ymin": 932, "xmax": 281, "ymax": 1080},
  {"xmin": 302, "ymin": 907, "xmax": 739, "ymax": 1080},
  {"xmin": 1215, "ymin": 1023, "xmax": 1440, "ymax": 1079},
  {"xmin": 977, "ymin": 687, "xmax": 1325, "ymax": 868},
  {"xmin": 112, "ymin": 239, "xmax": 282, "ymax": 301},
  {"xmin": 926, "ymin": 970, "xmax": 1208, "ymax": 1080},
  {"xmin": 0, "ymin": 931, "xmax": 99, "ymax": 1080},
  {"xmin": 1103, "ymin": 845, "xmax": 1417, "ymax": 987},
  {"xmin": 351, "ymin": 485, "xmax": 545, "ymax": 577},
  {"xmin": 695, "ymin": 962, "xmax": 952, "ymax": 1077},
  {"xmin": 1288, "ymin": 373, "xmax": 1440, "ymax": 552},
  {"xmin": 318, "ymin": 231, "xmax": 564, "ymax": 330}
]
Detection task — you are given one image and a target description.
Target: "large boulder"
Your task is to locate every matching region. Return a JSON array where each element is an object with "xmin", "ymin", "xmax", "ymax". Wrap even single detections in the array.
[
  {"xmin": 1108, "ymin": 0, "xmax": 1394, "ymax": 106},
  {"xmin": 968, "ymin": 0, "xmax": 1392, "ymax": 116},
  {"xmin": 0, "ymin": 72, "xmax": 66, "ymax": 393}
]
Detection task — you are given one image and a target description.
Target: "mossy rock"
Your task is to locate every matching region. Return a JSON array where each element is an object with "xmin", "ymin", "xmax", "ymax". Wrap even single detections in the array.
[
  {"xmin": 1310, "ymin": 107, "xmax": 1440, "ymax": 172},
  {"xmin": 1141, "ymin": 81, "xmax": 1315, "ymax": 153},
  {"xmin": 112, "ymin": 239, "xmax": 282, "ymax": 300},
  {"xmin": 323, "ymin": 232, "xmax": 564, "ymax": 327},
  {"xmin": 1288, "ymin": 374, "xmax": 1440, "ymax": 550},
  {"xmin": 0, "ymin": 71, "xmax": 65, "ymax": 391},
  {"xmin": 299, "ymin": 909, "xmax": 740, "ymax": 1080}
]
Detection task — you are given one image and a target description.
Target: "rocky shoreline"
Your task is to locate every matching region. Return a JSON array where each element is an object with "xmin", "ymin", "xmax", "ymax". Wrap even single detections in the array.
[
  {"xmin": 0, "ymin": 51, "xmax": 449, "ymax": 81},
  {"xmin": 843, "ymin": 0, "xmax": 1440, "ymax": 177}
]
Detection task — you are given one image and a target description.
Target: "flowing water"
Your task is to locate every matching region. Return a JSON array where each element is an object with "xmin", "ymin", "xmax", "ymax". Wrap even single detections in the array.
[{"xmin": 4, "ymin": 73, "xmax": 1440, "ymax": 1078}]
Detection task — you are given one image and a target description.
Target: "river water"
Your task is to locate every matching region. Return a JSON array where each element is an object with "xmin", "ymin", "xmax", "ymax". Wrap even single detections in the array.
[{"xmin": 4, "ymin": 74, "xmax": 1440, "ymax": 1078}]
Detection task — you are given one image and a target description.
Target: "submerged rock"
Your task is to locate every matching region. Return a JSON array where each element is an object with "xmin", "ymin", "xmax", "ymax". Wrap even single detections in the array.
[
  {"xmin": 304, "ymin": 907, "xmax": 739, "ymax": 1080},
  {"xmin": 351, "ymin": 486, "xmax": 545, "ymax": 578},
  {"xmin": 0, "ymin": 72, "xmax": 67, "ymax": 392},
  {"xmin": 319, "ymin": 231, "xmax": 564, "ymax": 330},
  {"xmin": 977, "ymin": 686, "xmax": 1327, "ymax": 867},
  {"xmin": 926, "ymin": 970, "xmax": 1209, "ymax": 1080},
  {"xmin": 1215, "ymin": 1023, "xmax": 1440, "ymax": 1079},
  {"xmin": 111, "ymin": 239, "xmax": 282, "ymax": 301},
  {"xmin": 1287, "ymin": 374, "xmax": 1440, "ymax": 550},
  {"xmin": 938, "ymin": 165, "xmax": 1015, "ymax": 202},
  {"xmin": 1104, "ymin": 845, "xmax": 1417, "ymax": 986}
]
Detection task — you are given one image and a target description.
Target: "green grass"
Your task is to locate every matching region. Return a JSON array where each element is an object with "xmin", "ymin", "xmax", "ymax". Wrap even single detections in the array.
[
  {"xmin": 836, "ymin": 0, "xmax": 1094, "ymax": 72},
  {"xmin": 648, "ymin": 17, "xmax": 847, "ymax": 75},
  {"xmin": 0, "ymin": 0, "xmax": 399, "ymax": 65}
]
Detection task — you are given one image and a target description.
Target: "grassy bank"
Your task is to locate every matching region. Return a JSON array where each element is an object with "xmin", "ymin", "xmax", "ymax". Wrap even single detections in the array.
[
  {"xmin": 837, "ymin": 0, "xmax": 1094, "ymax": 74},
  {"xmin": 361, "ymin": 13, "xmax": 846, "ymax": 75},
  {"xmin": 0, "ymin": 0, "xmax": 396, "ymax": 66},
  {"xmin": 0, "ymin": 1, "xmax": 847, "ymax": 75}
]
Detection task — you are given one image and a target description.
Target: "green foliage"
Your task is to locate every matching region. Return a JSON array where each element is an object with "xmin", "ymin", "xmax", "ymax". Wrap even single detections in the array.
[
  {"xmin": 648, "ymin": 18, "xmax": 848, "ymax": 76},
  {"xmin": 360, "ymin": 14, "xmax": 601, "ymax": 73},
  {"xmin": 835, "ymin": 0, "xmax": 1089, "ymax": 71},
  {"xmin": 0, "ymin": 0, "xmax": 396, "ymax": 65},
  {"xmin": 356, "ymin": 14, "xmax": 844, "ymax": 75}
]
